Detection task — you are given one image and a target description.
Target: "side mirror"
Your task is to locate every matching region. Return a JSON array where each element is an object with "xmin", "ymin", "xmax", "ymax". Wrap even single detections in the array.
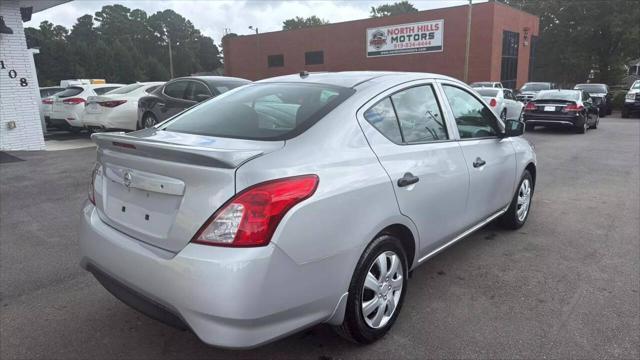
[
  {"xmin": 503, "ymin": 119, "xmax": 524, "ymax": 137},
  {"xmin": 196, "ymin": 94, "xmax": 212, "ymax": 102}
]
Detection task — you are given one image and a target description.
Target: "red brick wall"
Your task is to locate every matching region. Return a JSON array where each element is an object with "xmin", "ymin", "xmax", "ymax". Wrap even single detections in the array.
[{"xmin": 224, "ymin": 2, "xmax": 538, "ymax": 86}]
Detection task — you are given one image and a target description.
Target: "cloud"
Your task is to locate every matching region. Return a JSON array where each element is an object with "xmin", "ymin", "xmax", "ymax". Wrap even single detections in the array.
[{"xmin": 28, "ymin": 0, "xmax": 473, "ymax": 43}]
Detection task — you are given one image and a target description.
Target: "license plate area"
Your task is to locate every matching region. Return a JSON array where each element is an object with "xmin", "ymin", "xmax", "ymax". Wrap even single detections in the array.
[
  {"xmin": 544, "ymin": 106, "xmax": 556, "ymax": 112},
  {"xmin": 86, "ymin": 103, "xmax": 102, "ymax": 113},
  {"xmin": 104, "ymin": 181, "xmax": 181, "ymax": 239}
]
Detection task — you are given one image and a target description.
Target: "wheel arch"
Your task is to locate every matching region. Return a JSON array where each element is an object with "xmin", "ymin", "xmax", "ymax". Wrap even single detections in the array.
[
  {"xmin": 525, "ymin": 162, "xmax": 536, "ymax": 190},
  {"xmin": 377, "ymin": 223, "xmax": 417, "ymax": 270}
]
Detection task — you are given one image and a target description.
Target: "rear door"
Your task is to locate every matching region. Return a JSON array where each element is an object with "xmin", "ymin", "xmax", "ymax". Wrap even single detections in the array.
[
  {"xmin": 358, "ymin": 80, "xmax": 470, "ymax": 257},
  {"xmin": 439, "ymin": 81, "xmax": 517, "ymax": 227},
  {"xmin": 158, "ymin": 80, "xmax": 194, "ymax": 121}
]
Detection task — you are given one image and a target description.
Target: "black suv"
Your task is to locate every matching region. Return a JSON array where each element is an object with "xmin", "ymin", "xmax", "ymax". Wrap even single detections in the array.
[
  {"xmin": 516, "ymin": 82, "xmax": 557, "ymax": 103},
  {"xmin": 573, "ymin": 83, "xmax": 612, "ymax": 117}
]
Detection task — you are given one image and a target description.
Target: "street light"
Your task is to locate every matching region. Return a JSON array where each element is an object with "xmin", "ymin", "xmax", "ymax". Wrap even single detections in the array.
[
  {"xmin": 463, "ymin": 0, "xmax": 472, "ymax": 83},
  {"xmin": 248, "ymin": 26, "xmax": 258, "ymax": 34}
]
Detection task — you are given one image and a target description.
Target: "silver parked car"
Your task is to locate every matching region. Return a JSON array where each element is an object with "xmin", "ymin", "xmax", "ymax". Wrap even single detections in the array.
[
  {"xmin": 475, "ymin": 87, "xmax": 524, "ymax": 121},
  {"xmin": 80, "ymin": 72, "xmax": 537, "ymax": 348}
]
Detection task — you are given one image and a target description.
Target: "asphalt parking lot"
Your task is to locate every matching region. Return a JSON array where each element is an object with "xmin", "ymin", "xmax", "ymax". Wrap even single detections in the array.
[{"xmin": 1, "ymin": 115, "xmax": 638, "ymax": 359}]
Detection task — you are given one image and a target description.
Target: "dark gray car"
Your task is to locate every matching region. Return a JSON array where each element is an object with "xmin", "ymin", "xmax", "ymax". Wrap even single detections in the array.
[{"xmin": 137, "ymin": 76, "xmax": 250, "ymax": 129}]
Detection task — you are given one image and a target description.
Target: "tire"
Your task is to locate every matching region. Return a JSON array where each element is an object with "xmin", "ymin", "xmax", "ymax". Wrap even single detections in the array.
[
  {"xmin": 621, "ymin": 108, "xmax": 630, "ymax": 118},
  {"xmin": 69, "ymin": 127, "xmax": 82, "ymax": 134},
  {"xmin": 500, "ymin": 109, "xmax": 507, "ymax": 122},
  {"xmin": 141, "ymin": 113, "xmax": 158, "ymax": 129},
  {"xmin": 525, "ymin": 123, "xmax": 535, "ymax": 132},
  {"xmin": 589, "ymin": 114, "xmax": 599, "ymax": 129},
  {"xmin": 498, "ymin": 170, "xmax": 533, "ymax": 230},
  {"xmin": 575, "ymin": 116, "xmax": 587, "ymax": 134},
  {"xmin": 334, "ymin": 234, "xmax": 408, "ymax": 344}
]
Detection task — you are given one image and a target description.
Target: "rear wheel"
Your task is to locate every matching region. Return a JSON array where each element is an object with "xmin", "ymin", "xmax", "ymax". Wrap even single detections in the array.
[
  {"xmin": 498, "ymin": 170, "xmax": 533, "ymax": 230},
  {"xmin": 335, "ymin": 234, "xmax": 408, "ymax": 344},
  {"xmin": 621, "ymin": 108, "xmax": 630, "ymax": 118},
  {"xmin": 142, "ymin": 113, "xmax": 158, "ymax": 129},
  {"xmin": 500, "ymin": 109, "xmax": 507, "ymax": 122},
  {"xmin": 575, "ymin": 116, "xmax": 587, "ymax": 134},
  {"xmin": 589, "ymin": 113, "xmax": 599, "ymax": 129}
]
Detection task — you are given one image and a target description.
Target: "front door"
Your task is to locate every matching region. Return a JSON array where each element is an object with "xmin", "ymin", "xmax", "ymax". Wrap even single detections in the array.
[
  {"xmin": 440, "ymin": 82, "xmax": 517, "ymax": 227},
  {"xmin": 358, "ymin": 82, "xmax": 470, "ymax": 257}
]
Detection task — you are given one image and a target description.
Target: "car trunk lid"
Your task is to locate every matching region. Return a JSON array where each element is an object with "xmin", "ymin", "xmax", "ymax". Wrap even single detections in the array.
[{"xmin": 92, "ymin": 129, "xmax": 283, "ymax": 252}]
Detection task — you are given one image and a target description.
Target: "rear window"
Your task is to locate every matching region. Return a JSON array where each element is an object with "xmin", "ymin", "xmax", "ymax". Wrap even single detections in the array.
[
  {"xmin": 574, "ymin": 84, "xmax": 607, "ymax": 93},
  {"xmin": 471, "ymin": 82, "xmax": 491, "ymax": 88},
  {"xmin": 521, "ymin": 83, "xmax": 551, "ymax": 91},
  {"xmin": 55, "ymin": 87, "xmax": 83, "ymax": 98},
  {"xmin": 94, "ymin": 86, "xmax": 122, "ymax": 95},
  {"xmin": 106, "ymin": 84, "xmax": 144, "ymax": 95},
  {"xmin": 213, "ymin": 81, "xmax": 249, "ymax": 94},
  {"xmin": 162, "ymin": 83, "xmax": 354, "ymax": 140},
  {"xmin": 145, "ymin": 85, "xmax": 160, "ymax": 93},
  {"xmin": 476, "ymin": 89, "xmax": 500, "ymax": 97},
  {"xmin": 536, "ymin": 90, "xmax": 580, "ymax": 101}
]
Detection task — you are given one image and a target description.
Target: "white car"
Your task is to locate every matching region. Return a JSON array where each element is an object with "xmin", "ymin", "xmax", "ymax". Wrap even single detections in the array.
[
  {"xmin": 475, "ymin": 87, "xmax": 524, "ymax": 121},
  {"xmin": 39, "ymin": 86, "xmax": 66, "ymax": 127},
  {"xmin": 470, "ymin": 81, "xmax": 503, "ymax": 88},
  {"xmin": 82, "ymin": 82, "xmax": 164, "ymax": 131},
  {"xmin": 49, "ymin": 83, "xmax": 125, "ymax": 132}
]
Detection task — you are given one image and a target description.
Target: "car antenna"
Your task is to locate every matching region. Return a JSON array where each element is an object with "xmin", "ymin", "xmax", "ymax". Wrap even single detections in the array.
[{"xmin": 299, "ymin": 71, "xmax": 309, "ymax": 79}]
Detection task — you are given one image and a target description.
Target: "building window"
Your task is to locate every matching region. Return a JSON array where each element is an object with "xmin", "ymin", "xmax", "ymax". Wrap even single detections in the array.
[
  {"xmin": 305, "ymin": 51, "xmax": 324, "ymax": 65},
  {"xmin": 528, "ymin": 35, "xmax": 538, "ymax": 81},
  {"xmin": 500, "ymin": 30, "xmax": 519, "ymax": 90},
  {"xmin": 268, "ymin": 54, "xmax": 284, "ymax": 68}
]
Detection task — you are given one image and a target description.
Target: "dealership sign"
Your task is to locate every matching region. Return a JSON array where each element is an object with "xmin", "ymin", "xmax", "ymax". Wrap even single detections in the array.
[{"xmin": 366, "ymin": 20, "xmax": 444, "ymax": 57}]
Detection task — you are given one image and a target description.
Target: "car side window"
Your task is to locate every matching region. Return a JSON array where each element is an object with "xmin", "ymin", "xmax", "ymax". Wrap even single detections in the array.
[
  {"xmin": 391, "ymin": 85, "xmax": 448, "ymax": 143},
  {"xmin": 442, "ymin": 85, "xmax": 500, "ymax": 139},
  {"xmin": 164, "ymin": 81, "xmax": 189, "ymax": 99},
  {"xmin": 504, "ymin": 89, "xmax": 513, "ymax": 100},
  {"xmin": 363, "ymin": 98, "xmax": 403, "ymax": 144},
  {"xmin": 185, "ymin": 81, "xmax": 212, "ymax": 102}
]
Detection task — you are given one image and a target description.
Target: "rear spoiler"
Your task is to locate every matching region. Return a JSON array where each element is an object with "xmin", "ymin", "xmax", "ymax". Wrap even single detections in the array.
[{"xmin": 91, "ymin": 132, "xmax": 263, "ymax": 169}]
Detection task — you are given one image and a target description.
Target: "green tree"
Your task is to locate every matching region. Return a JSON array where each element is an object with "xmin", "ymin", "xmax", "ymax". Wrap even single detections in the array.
[
  {"xmin": 370, "ymin": 1, "xmax": 418, "ymax": 17},
  {"xmin": 282, "ymin": 16, "xmax": 329, "ymax": 30},
  {"xmin": 499, "ymin": 0, "xmax": 640, "ymax": 85}
]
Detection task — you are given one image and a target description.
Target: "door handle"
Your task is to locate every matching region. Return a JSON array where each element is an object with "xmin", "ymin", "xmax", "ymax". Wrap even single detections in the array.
[
  {"xmin": 397, "ymin": 172, "xmax": 419, "ymax": 187},
  {"xmin": 473, "ymin": 157, "xmax": 486, "ymax": 168}
]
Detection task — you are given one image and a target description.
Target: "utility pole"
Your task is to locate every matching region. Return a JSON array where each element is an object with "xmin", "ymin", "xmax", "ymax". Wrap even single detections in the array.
[
  {"xmin": 249, "ymin": 26, "xmax": 260, "ymax": 80},
  {"xmin": 168, "ymin": 35, "xmax": 174, "ymax": 79},
  {"xmin": 463, "ymin": 0, "xmax": 472, "ymax": 83}
]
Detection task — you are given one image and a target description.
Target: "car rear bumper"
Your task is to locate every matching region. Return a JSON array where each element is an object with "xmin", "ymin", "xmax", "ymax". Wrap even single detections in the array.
[
  {"xmin": 79, "ymin": 203, "xmax": 345, "ymax": 349},
  {"xmin": 48, "ymin": 118, "xmax": 81, "ymax": 129},
  {"xmin": 523, "ymin": 113, "xmax": 580, "ymax": 126}
]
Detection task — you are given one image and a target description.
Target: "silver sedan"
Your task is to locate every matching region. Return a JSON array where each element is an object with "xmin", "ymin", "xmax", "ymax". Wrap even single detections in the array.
[{"xmin": 80, "ymin": 71, "xmax": 537, "ymax": 348}]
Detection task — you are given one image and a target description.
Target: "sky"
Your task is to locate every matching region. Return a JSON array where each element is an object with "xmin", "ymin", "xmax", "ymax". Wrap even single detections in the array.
[{"xmin": 28, "ymin": 0, "xmax": 475, "ymax": 44}]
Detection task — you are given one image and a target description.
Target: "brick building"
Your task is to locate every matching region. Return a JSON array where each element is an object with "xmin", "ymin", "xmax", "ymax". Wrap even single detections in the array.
[
  {"xmin": 224, "ymin": 2, "xmax": 539, "ymax": 89},
  {"xmin": 0, "ymin": 0, "xmax": 68, "ymax": 151}
]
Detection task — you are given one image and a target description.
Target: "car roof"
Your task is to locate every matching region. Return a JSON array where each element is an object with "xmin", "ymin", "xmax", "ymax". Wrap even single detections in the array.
[
  {"xmin": 257, "ymin": 71, "xmax": 459, "ymax": 89},
  {"xmin": 174, "ymin": 76, "xmax": 250, "ymax": 84}
]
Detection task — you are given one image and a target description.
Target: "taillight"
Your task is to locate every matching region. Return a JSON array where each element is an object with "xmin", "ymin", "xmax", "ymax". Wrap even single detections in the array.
[
  {"xmin": 63, "ymin": 97, "xmax": 86, "ymax": 105},
  {"xmin": 524, "ymin": 102, "xmax": 537, "ymax": 111},
  {"xmin": 88, "ymin": 163, "xmax": 101, "ymax": 205},
  {"xmin": 42, "ymin": 98, "xmax": 53, "ymax": 105},
  {"xmin": 489, "ymin": 98, "xmax": 497, "ymax": 107},
  {"xmin": 193, "ymin": 175, "xmax": 319, "ymax": 247},
  {"xmin": 99, "ymin": 100, "xmax": 127, "ymax": 108},
  {"xmin": 564, "ymin": 103, "xmax": 584, "ymax": 112}
]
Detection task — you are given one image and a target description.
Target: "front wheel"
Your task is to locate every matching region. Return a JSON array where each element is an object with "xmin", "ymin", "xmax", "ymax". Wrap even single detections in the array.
[
  {"xmin": 621, "ymin": 108, "xmax": 630, "ymax": 118},
  {"xmin": 334, "ymin": 234, "xmax": 408, "ymax": 344},
  {"xmin": 500, "ymin": 109, "xmax": 507, "ymax": 122},
  {"xmin": 589, "ymin": 114, "xmax": 599, "ymax": 129},
  {"xmin": 499, "ymin": 170, "xmax": 533, "ymax": 229}
]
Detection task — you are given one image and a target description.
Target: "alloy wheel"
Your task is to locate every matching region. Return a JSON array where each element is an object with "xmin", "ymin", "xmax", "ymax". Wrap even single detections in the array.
[
  {"xmin": 516, "ymin": 179, "xmax": 531, "ymax": 222},
  {"xmin": 361, "ymin": 251, "xmax": 403, "ymax": 329},
  {"xmin": 144, "ymin": 115, "xmax": 156, "ymax": 129}
]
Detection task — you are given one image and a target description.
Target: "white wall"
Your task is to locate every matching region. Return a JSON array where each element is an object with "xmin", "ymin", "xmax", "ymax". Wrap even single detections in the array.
[{"xmin": 0, "ymin": 0, "xmax": 45, "ymax": 151}]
